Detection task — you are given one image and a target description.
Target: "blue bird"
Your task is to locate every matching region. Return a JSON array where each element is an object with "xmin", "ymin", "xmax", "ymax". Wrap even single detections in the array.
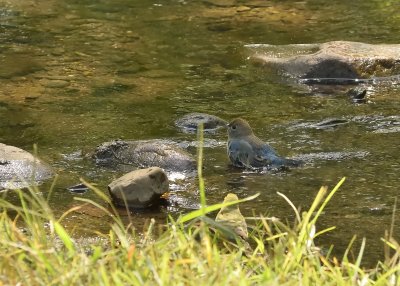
[{"xmin": 227, "ymin": 118, "xmax": 302, "ymax": 169}]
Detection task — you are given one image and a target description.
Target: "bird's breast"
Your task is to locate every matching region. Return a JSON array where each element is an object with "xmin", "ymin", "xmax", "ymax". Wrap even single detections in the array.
[{"xmin": 227, "ymin": 139, "xmax": 254, "ymax": 167}]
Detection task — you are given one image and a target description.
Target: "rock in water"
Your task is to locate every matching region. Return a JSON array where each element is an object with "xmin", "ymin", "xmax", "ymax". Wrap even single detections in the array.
[
  {"xmin": 215, "ymin": 193, "xmax": 248, "ymax": 239},
  {"xmin": 0, "ymin": 143, "xmax": 53, "ymax": 190},
  {"xmin": 248, "ymin": 41, "xmax": 400, "ymax": 79},
  {"xmin": 93, "ymin": 139, "xmax": 196, "ymax": 173},
  {"xmin": 108, "ymin": 167, "xmax": 169, "ymax": 208},
  {"xmin": 175, "ymin": 113, "xmax": 227, "ymax": 133}
]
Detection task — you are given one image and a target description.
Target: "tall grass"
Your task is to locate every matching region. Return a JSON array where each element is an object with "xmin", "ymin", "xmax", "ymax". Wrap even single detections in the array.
[{"xmin": 1, "ymin": 137, "xmax": 400, "ymax": 284}]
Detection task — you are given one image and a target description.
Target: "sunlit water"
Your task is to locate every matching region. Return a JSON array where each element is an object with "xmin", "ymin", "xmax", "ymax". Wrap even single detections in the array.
[{"xmin": 1, "ymin": 0, "xmax": 400, "ymax": 265}]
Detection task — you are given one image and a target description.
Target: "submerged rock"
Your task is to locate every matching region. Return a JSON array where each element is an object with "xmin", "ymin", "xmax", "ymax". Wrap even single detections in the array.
[
  {"xmin": 0, "ymin": 143, "xmax": 53, "ymax": 190},
  {"xmin": 67, "ymin": 183, "xmax": 90, "ymax": 194},
  {"xmin": 312, "ymin": 118, "xmax": 349, "ymax": 129},
  {"xmin": 353, "ymin": 115, "xmax": 400, "ymax": 134},
  {"xmin": 294, "ymin": 151, "xmax": 369, "ymax": 163},
  {"xmin": 108, "ymin": 167, "xmax": 169, "ymax": 208},
  {"xmin": 347, "ymin": 88, "xmax": 368, "ymax": 103},
  {"xmin": 0, "ymin": 54, "xmax": 43, "ymax": 79},
  {"xmin": 93, "ymin": 139, "xmax": 196, "ymax": 173},
  {"xmin": 175, "ymin": 113, "xmax": 227, "ymax": 133},
  {"xmin": 248, "ymin": 41, "xmax": 400, "ymax": 80}
]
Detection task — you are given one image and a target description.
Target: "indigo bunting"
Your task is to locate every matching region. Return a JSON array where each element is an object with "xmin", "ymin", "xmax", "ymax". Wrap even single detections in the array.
[{"xmin": 227, "ymin": 118, "xmax": 302, "ymax": 169}]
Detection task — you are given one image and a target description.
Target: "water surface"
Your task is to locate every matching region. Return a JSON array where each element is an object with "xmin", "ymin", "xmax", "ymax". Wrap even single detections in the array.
[{"xmin": 1, "ymin": 0, "xmax": 400, "ymax": 265}]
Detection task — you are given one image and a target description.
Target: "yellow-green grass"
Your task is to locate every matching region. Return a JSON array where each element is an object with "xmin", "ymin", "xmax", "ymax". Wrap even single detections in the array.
[
  {"xmin": 1, "ymin": 129, "xmax": 399, "ymax": 285},
  {"xmin": 1, "ymin": 176, "xmax": 400, "ymax": 285}
]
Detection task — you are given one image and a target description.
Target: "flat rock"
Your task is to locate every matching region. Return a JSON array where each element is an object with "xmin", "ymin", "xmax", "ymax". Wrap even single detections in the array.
[
  {"xmin": 175, "ymin": 113, "xmax": 227, "ymax": 133},
  {"xmin": 108, "ymin": 167, "xmax": 169, "ymax": 208},
  {"xmin": 294, "ymin": 151, "xmax": 369, "ymax": 163},
  {"xmin": 289, "ymin": 118, "xmax": 349, "ymax": 130},
  {"xmin": 92, "ymin": 139, "xmax": 196, "ymax": 173},
  {"xmin": 248, "ymin": 41, "xmax": 400, "ymax": 80},
  {"xmin": 41, "ymin": 79, "xmax": 70, "ymax": 88},
  {"xmin": 0, "ymin": 143, "xmax": 53, "ymax": 190}
]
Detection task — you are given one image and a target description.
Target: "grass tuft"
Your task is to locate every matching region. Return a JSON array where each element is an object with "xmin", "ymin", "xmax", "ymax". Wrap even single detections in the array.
[{"xmin": 0, "ymin": 142, "xmax": 399, "ymax": 285}]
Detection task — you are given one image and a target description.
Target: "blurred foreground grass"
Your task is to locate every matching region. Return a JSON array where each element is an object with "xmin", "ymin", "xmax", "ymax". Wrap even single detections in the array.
[
  {"xmin": 1, "ymin": 130, "xmax": 400, "ymax": 285},
  {"xmin": 1, "ymin": 176, "xmax": 400, "ymax": 285}
]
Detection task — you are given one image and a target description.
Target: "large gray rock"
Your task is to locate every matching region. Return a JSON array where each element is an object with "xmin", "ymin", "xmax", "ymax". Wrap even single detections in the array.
[
  {"xmin": 248, "ymin": 41, "xmax": 400, "ymax": 80},
  {"xmin": 0, "ymin": 143, "xmax": 53, "ymax": 190},
  {"xmin": 108, "ymin": 167, "xmax": 169, "ymax": 208},
  {"xmin": 93, "ymin": 139, "xmax": 196, "ymax": 173},
  {"xmin": 175, "ymin": 113, "xmax": 227, "ymax": 133}
]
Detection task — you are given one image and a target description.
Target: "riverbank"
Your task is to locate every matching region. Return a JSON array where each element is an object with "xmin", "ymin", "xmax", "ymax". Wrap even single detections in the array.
[{"xmin": 1, "ymin": 176, "xmax": 399, "ymax": 285}]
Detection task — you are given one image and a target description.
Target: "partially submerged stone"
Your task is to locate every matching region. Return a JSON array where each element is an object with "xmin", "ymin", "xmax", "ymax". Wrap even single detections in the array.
[
  {"xmin": 248, "ymin": 41, "xmax": 400, "ymax": 80},
  {"xmin": 0, "ymin": 143, "xmax": 53, "ymax": 190},
  {"xmin": 108, "ymin": 167, "xmax": 169, "ymax": 208},
  {"xmin": 175, "ymin": 113, "xmax": 227, "ymax": 133},
  {"xmin": 347, "ymin": 88, "xmax": 368, "ymax": 103},
  {"xmin": 293, "ymin": 151, "xmax": 369, "ymax": 164},
  {"xmin": 93, "ymin": 139, "xmax": 196, "ymax": 173},
  {"xmin": 215, "ymin": 193, "xmax": 248, "ymax": 239},
  {"xmin": 67, "ymin": 183, "xmax": 90, "ymax": 194}
]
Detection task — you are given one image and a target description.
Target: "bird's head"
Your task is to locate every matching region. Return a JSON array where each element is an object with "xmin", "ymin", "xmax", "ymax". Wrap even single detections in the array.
[{"xmin": 227, "ymin": 118, "xmax": 254, "ymax": 138}]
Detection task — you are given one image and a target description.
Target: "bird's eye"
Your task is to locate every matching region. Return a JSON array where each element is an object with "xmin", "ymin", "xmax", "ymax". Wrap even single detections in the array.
[{"xmin": 231, "ymin": 125, "xmax": 236, "ymax": 130}]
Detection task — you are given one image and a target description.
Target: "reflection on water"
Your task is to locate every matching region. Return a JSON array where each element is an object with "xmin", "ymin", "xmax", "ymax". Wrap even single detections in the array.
[{"xmin": 1, "ymin": 0, "xmax": 400, "ymax": 265}]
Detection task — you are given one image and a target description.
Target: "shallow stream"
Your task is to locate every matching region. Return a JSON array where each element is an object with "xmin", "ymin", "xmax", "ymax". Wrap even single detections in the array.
[{"xmin": 1, "ymin": 0, "xmax": 400, "ymax": 265}]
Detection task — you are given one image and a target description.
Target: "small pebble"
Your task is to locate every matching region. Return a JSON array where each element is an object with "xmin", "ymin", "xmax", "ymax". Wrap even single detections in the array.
[{"xmin": 67, "ymin": 183, "xmax": 90, "ymax": 194}]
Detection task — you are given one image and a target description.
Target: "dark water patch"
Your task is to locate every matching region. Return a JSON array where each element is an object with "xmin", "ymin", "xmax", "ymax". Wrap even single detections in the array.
[
  {"xmin": 0, "ymin": 54, "xmax": 44, "ymax": 79},
  {"xmin": 91, "ymin": 83, "xmax": 135, "ymax": 97}
]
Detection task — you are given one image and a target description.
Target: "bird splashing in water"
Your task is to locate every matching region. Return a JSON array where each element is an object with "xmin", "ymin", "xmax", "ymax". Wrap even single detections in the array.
[{"xmin": 227, "ymin": 118, "xmax": 302, "ymax": 169}]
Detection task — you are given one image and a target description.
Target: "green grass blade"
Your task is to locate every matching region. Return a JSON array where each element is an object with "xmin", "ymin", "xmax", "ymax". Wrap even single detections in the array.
[
  {"xmin": 53, "ymin": 221, "xmax": 75, "ymax": 255},
  {"xmin": 197, "ymin": 123, "xmax": 206, "ymax": 213},
  {"xmin": 177, "ymin": 193, "xmax": 259, "ymax": 224}
]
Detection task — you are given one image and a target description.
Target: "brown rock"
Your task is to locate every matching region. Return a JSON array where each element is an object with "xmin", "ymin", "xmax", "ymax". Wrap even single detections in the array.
[
  {"xmin": 108, "ymin": 167, "xmax": 169, "ymax": 208},
  {"xmin": 248, "ymin": 41, "xmax": 400, "ymax": 79}
]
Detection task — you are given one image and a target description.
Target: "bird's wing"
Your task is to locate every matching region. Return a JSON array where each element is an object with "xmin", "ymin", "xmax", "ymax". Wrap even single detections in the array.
[
  {"xmin": 227, "ymin": 139, "xmax": 253, "ymax": 167},
  {"xmin": 252, "ymin": 142, "xmax": 283, "ymax": 166}
]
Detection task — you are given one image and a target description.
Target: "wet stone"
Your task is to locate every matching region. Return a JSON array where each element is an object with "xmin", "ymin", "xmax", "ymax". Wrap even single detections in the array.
[
  {"xmin": 294, "ymin": 151, "xmax": 369, "ymax": 164},
  {"xmin": 248, "ymin": 41, "xmax": 400, "ymax": 80},
  {"xmin": 347, "ymin": 88, "xmax": 368, "ymax": 103},
  {"xmin": 108, "ymin": 167, "xmax": 169, "ymax": 209},
  {"xmin": 288, "ymin": 118, "xmax": 349, "ymax": 130},
  {"xmin": 0, "ymin": 143, "xmax": 53, "ymax": 190},
  {"xmin": 312, "ymin": 118, "xmax": 349, "ymax": 129},
  {"xmin": 92, "ymin": 139, "xmax": 196, "ymax": 173},
  {"xmin": 175, "ymin": 113, "xmax": 227, "ymax": 133},
  {"xmin": 67, "ymin": 183, "xmax": 90, "ymax": 194}
]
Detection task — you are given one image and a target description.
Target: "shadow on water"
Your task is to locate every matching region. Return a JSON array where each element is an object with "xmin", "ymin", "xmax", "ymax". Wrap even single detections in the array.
[{"xmin": 1, "ymin": 0, "xmax": 400, "ymax": 266}]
